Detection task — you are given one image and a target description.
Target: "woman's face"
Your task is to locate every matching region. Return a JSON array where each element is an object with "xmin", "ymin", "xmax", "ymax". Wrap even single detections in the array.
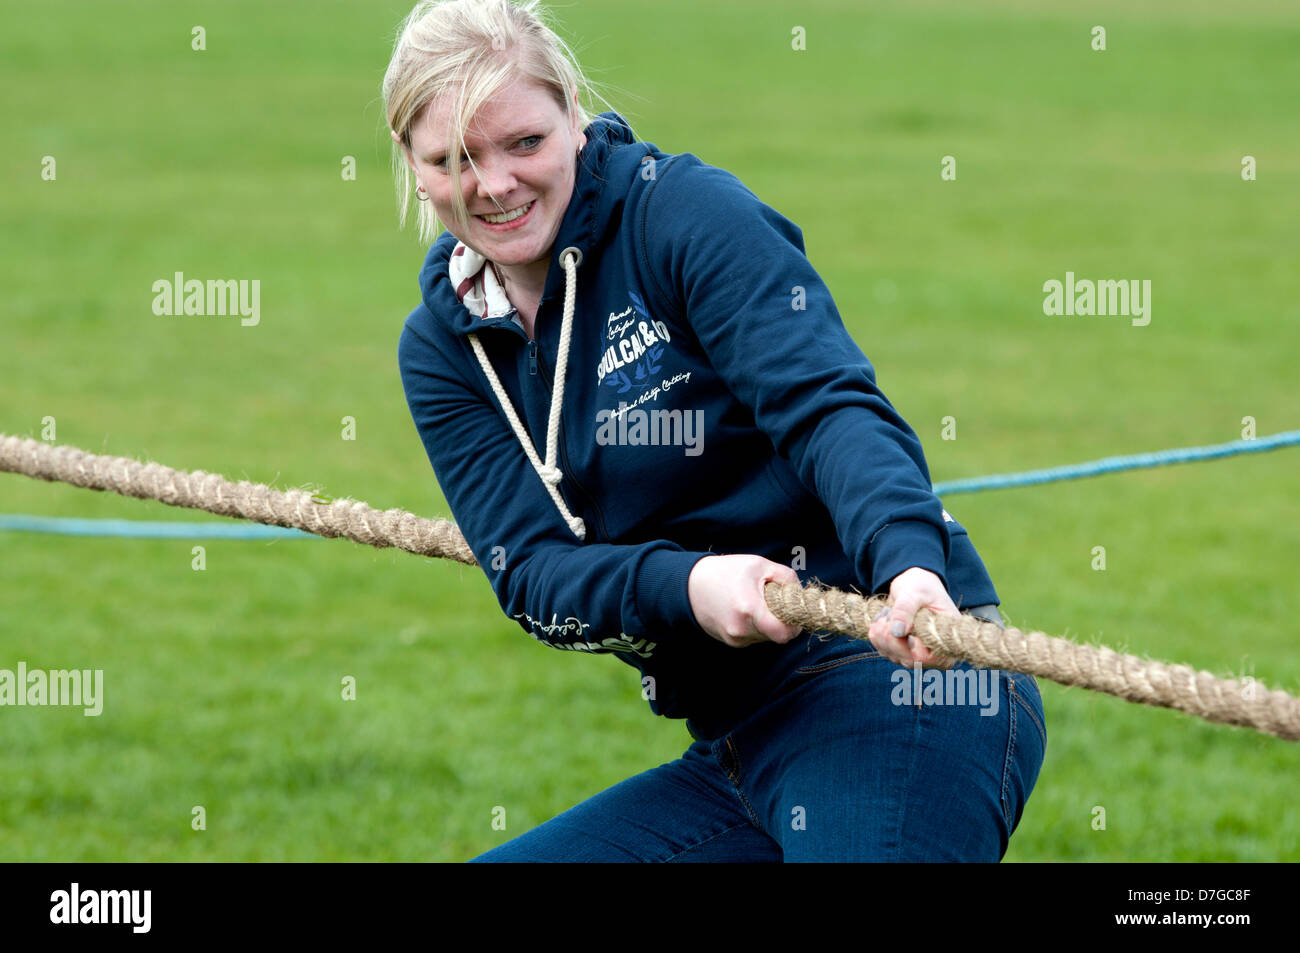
[{"xmin": 397, "ymin": 76, "xmax": 586, "ymax": 268}]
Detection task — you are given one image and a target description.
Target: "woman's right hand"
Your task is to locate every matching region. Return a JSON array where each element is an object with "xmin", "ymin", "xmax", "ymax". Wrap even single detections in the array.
[{"xmin": 687, "ymin": 554, "xmax": 804, "ymax": 648}]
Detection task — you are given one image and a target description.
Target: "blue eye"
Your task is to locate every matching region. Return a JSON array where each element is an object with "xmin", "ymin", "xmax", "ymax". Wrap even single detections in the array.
[{"xmin": 518, "ymin": 135, "xmax": 542, "ymax": 149}]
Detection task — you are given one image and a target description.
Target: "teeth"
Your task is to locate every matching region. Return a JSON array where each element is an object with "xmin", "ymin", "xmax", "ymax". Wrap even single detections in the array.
[{"xmin": 480, "ymin": 201, "xmax": 532, "ymax": 224}]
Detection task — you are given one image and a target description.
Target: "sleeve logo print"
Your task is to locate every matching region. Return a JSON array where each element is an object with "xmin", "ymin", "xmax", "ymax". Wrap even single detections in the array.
[{"xmin": 512, "ymin": 610, "xmax": 657, "ymax": 658}]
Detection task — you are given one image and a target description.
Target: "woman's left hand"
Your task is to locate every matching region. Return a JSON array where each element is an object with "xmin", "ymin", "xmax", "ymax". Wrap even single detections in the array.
[{"xmin": 867, "ymin": 566, "xmax": 958, "ymax": 669}]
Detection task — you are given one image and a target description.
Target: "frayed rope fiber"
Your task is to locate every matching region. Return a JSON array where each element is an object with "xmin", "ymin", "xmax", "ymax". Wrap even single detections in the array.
[{"xmin": 3, "ymin": 433, "xmax": 1298, "ymax": 742}]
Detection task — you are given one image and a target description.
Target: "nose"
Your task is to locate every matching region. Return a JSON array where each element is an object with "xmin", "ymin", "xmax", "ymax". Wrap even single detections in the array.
[{"xmin": 473, "ymin": 153, "xmax": 519, "ymax": 202}]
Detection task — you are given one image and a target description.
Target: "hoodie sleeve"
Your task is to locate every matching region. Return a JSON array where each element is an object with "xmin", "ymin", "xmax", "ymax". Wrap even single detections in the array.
[
  {"xmin": 398, "ymin": 312, "xmax": 707, "ymax": 657},
  {"xmin": 638, "ymin": 157, "xmax": 950, "ymax": 596}
]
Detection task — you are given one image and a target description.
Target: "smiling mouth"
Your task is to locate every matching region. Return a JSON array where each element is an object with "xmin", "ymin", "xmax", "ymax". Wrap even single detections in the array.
[{"xmin": 477, "ymin": 201, "xmax": 534, "ymax": 224}]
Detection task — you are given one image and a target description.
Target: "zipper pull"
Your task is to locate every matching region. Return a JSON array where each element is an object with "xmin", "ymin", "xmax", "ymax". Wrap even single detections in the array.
[{"xmin": 528, "ymin": 340, "xmax": 538, "ymax": 376}]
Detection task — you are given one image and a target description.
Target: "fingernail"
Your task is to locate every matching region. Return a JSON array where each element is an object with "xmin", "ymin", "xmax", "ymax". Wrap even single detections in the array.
[
  {"xmin": 871, "ymin": 609, "xmax": 889, "ymax": 623},
  {"xmin": 890, "ymin": 621, "xmax": 906, "ymax": 638}
]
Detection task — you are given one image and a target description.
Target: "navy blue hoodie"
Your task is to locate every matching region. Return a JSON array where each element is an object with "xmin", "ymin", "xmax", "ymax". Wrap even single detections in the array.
[{"xmin": 398, "ymin": 112, "xmax": 999, "ymax": 738}]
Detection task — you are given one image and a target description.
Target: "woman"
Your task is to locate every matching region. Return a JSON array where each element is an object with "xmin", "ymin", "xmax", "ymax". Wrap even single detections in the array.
[{"xmin": 385, "ymin": 0, "xmax": 1045, "ymax": 861}]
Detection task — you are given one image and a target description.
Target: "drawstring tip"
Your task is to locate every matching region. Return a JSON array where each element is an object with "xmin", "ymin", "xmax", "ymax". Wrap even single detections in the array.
[{"xmin": 568, "ymin": 517, "xmax": 587, "ymax": 541}]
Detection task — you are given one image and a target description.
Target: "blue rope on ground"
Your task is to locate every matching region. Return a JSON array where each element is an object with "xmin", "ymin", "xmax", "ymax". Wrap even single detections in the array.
[
  {"xmin": 0, "ymin": 514, "xmax": 312, "ymax": 540},
  {"xmin": 932, "ymin": 429, "xmax": 1300, "ymax": 496},
  {"xmin": 2, "ymin": 430, "xmax": 1297, "ymax": 538}
]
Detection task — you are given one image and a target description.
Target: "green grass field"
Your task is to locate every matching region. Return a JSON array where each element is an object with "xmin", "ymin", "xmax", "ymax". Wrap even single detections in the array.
[{"xmin": 2, "ymin": 0, "xmax": 1298, "ymax": 861}]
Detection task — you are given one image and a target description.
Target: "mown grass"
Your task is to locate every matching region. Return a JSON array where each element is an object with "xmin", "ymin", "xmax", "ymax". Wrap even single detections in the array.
[{"xmin": 2, "ymin": 0, "xmax": 1297, "ymax": 860}]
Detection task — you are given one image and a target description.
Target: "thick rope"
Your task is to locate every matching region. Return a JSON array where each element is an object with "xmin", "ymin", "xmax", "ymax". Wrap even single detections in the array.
[
  {"xmin": 3, "ymin": 432, "xmax": 1298, "ymax": 741},
  {"xmin": 0, "ymin": 434, "xmax": 477, "ymax": 565},
  {"xmin": 764, "ymin": 582, "xmax": 1300, "ymax": 742}
]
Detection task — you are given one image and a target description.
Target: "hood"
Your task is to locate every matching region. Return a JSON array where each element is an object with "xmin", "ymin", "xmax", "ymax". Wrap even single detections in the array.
[{"xmin": 417, "ymin": 111, "xmax": 644, "ymax": 336}]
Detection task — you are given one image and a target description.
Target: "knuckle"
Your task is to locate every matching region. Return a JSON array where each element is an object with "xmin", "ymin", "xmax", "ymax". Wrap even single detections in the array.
[{"xmin": 723, "ymin": 621, "xmax": 750, "ymax": 641}]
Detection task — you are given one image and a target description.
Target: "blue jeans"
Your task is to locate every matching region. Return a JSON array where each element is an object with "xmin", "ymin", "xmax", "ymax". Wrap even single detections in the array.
[{"xmin": 471, "ymin": 606, "xmax": 1046, "ymax": 862}]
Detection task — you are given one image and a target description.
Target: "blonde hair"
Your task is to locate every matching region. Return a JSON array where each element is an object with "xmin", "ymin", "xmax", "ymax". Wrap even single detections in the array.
[{"xmin": 382, "ymin": 0, "xmax": 616, "ymax": 245}]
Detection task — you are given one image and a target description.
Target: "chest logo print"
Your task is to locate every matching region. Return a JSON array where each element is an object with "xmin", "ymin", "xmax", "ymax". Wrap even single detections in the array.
[{"xmin": 596, "ymin": 291, "xmax": 672, "ymax": 393}]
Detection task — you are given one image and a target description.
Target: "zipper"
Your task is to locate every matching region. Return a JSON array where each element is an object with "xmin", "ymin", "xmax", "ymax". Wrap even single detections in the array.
[
  {"xmin": 531, "ymin": 337, "xmax": 611, "ymax": 543},
  {"xmin": 527, "ymin": 340, "xmax": 538, "ymax": 376}
]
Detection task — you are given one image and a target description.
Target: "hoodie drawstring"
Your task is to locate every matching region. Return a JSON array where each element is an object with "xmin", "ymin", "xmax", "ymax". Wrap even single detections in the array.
[{"xmin": 466, "ymin": 247, "xmax": 587, "ymax": 541}]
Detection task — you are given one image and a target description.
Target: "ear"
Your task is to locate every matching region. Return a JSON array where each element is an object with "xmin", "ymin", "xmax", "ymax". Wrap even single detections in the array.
[
  {"xmin": 569, "ymin": 89, "xmax": 587, "ymax": 150},
  {"xmin": 391, "ymin": 130, "xmax": 417, "ymax": 173}
]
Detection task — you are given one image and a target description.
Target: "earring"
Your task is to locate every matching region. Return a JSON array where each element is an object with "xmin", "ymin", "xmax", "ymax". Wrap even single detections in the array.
[{"xmin": 416, "ymin": 183, "xmax": 430, "ymax": 202}]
